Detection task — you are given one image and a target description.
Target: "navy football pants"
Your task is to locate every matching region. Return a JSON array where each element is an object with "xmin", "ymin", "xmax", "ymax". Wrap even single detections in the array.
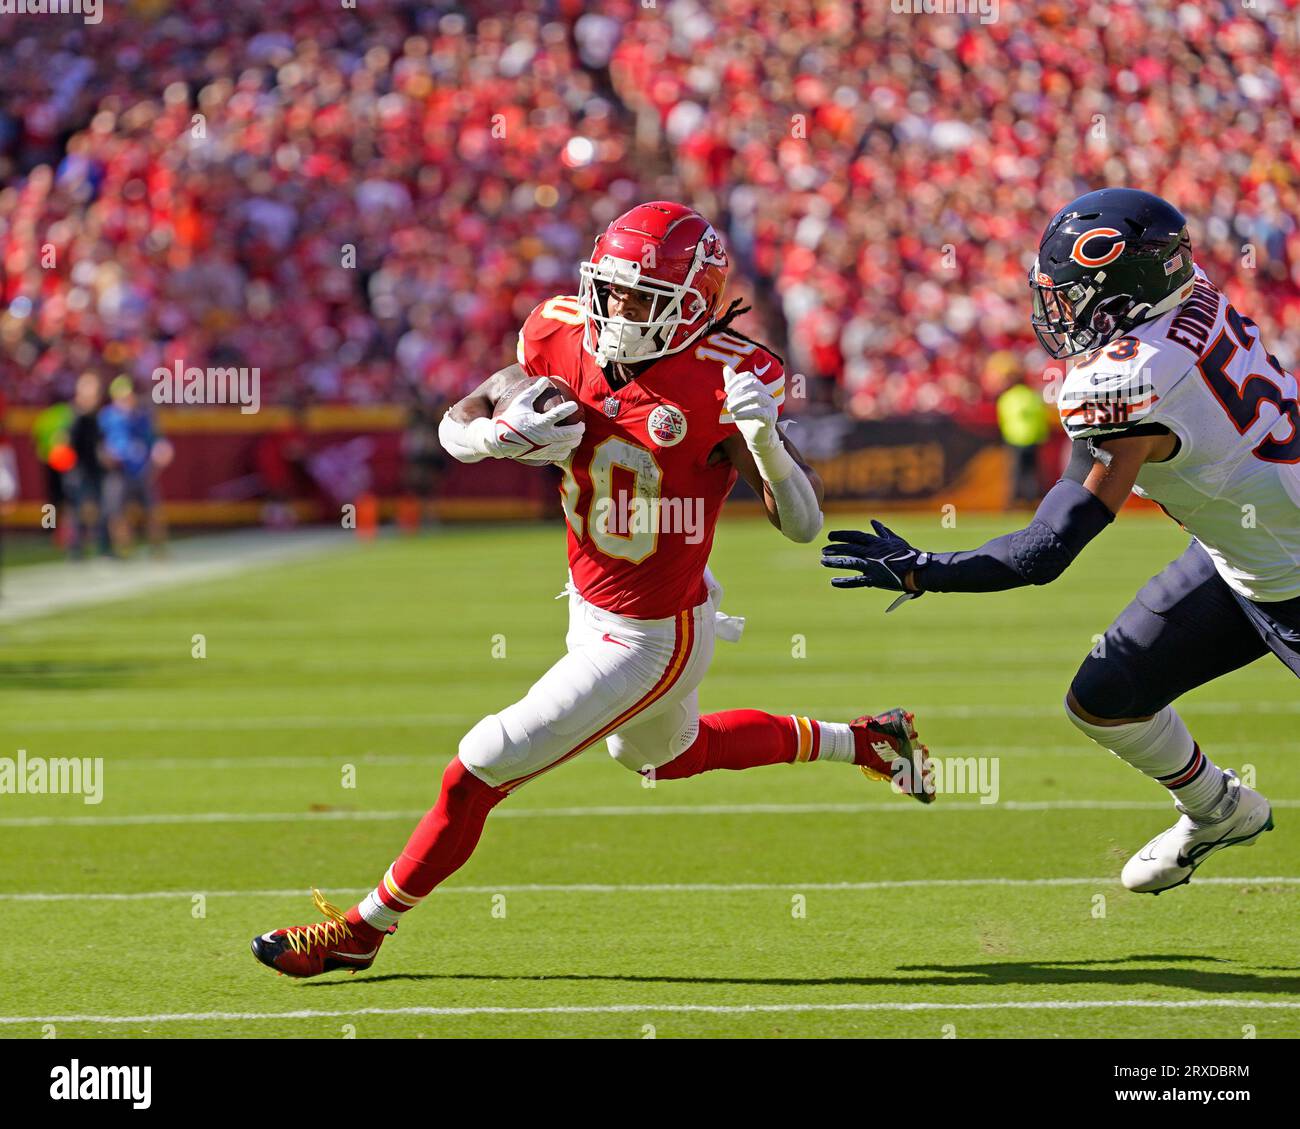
[{"xmin": 1071, "ymin": 540, "xmax": 1300, "ymax": 720}]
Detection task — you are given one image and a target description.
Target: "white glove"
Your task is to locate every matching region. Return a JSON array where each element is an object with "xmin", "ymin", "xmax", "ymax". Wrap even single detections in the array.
[
  {"xmin": 495, "ymin": 377, "xmax": 585, "ymax": 464},
  {"xmin": 439, "ymin": 377, "xmax": 584, "ymax": 465},
  {"xmin": 723, "ymin": 364, "xmax": 795, "ymax": 484},
  {"xmin": 722, "ymin": 365, "xmax": 780, "ymax": 453},
  {"xmin": 721, "ymin": 364, "xmax": 821, "ymax": 541}
]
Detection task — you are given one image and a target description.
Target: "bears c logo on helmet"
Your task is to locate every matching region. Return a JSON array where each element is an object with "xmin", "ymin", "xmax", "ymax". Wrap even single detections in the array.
[{"xmin": 1070, "ymin": 227, "xmax": 1126, "ymax": 268}]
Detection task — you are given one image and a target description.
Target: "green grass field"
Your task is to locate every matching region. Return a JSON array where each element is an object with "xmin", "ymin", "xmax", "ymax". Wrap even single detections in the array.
[{"xmin": 1, "ymin": 512, "xmax": 1297, "ymax": 1039}]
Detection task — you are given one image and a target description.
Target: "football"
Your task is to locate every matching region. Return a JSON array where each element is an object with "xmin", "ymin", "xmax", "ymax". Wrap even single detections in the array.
[{"xmin": 493, "ymin": 376, "xmax": 585, "ymax": 426}]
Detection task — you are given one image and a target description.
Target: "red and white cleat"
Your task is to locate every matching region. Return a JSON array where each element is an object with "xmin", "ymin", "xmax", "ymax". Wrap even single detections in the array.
[
  {"xmin": 851, "ymin": 708, "xmax": 934, "ymax": 804},
  {"xmin": 250, "ymin": 889, "xmax": 391, "ymax": 978}
]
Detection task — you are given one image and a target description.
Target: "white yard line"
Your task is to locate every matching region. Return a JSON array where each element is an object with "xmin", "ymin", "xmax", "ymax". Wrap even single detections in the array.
[
  {"xmin": 74, "ymin": 740, "xmax": 1300, "ymax": 769},
  {"xmin": 1, "ymin": 876, "xmax": 1296, "ymax": 902},
  {"xmin": 2, "ymin": 798, "xmax": 1297, "ymax": 828},
  {"xmin": 9, "ymin": 700, "xmax": 1298, "ymax": 732},
  {"xmin": 10, "ymin": 715, "xmax": 466, "ymax": 733},
  {"xmin": 2, "ymin": 999, "xmax": 1298, "ymax": 1025},
  {"xmin": 0, "ymin": 530, "xmax": 352, "ymax": 625}
]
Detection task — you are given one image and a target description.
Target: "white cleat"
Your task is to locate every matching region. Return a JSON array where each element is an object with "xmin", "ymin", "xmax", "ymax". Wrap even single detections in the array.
[{"xmin": 1121, "ymin": 771, "xmax": 1274, "ymax": 894}]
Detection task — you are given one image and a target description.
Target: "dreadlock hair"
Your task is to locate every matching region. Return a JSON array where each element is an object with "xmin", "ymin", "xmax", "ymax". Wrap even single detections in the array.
[
  {"xmin": 707, "ymin": 298, "xmax": 786, "ymax": 368},
  {"xmin": 615, "ymin": 297, "xmax": 785, "ymax": 385}
]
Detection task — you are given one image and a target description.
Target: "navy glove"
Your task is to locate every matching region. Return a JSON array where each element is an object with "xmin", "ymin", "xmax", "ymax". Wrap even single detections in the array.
[{"xmin": 820, "ymin": 521, "xmax": 928, "ymax": 594}]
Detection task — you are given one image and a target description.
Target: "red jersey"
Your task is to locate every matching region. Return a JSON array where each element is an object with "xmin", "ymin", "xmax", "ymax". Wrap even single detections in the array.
[{"xmin": 517, "ymin": 295, "xmax": 786, "ymax": 619}]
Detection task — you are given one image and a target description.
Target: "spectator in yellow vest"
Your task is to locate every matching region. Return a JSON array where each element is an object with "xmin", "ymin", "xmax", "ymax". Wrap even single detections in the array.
[{"xmin": 996, "ymin": 372, "xmax": 1050, "ymax": 507}]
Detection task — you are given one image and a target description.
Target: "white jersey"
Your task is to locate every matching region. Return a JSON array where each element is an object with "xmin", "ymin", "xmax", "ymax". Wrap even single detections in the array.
[{"xmin": 1058, "ymin": 266, "xmax": 1300, "ymax": 602}]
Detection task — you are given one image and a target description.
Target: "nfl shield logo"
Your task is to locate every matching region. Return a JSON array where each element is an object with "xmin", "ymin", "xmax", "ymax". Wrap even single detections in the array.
[{"xmin": 603, "ymin": 397, "xmax": 620, "ymax": 418}]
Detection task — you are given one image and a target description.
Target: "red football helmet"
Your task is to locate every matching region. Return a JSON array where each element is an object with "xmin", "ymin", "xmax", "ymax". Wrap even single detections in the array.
[{"xmin": 578, "ymin": 201, "xmax": 729, "ymax": 368}]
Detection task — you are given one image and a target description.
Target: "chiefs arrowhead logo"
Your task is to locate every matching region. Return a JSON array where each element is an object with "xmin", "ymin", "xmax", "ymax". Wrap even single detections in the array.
[{"xmin": 1070, "ymin": 227, "xmax": 1126, "ymax": 268}]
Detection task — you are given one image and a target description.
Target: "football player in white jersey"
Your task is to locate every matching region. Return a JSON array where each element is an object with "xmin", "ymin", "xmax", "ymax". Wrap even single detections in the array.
[{"xmin": 823, "ymin": 188, "xmax": 1298, "ymax": 894}]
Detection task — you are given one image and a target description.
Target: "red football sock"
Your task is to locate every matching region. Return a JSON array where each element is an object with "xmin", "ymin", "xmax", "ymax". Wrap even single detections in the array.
[
  {"xmin": 348, "ymin": 756, "xmax": 504, "ymax": 938},
  {"xmin": 654, "ymin": 710, "xmax": 797, "ymax": 779}
]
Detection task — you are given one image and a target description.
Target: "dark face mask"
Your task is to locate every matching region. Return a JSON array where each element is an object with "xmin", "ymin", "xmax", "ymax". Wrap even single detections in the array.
[{"xmin": 1030, "ymin": 274, "xmax": 1130, "ymax": 359}]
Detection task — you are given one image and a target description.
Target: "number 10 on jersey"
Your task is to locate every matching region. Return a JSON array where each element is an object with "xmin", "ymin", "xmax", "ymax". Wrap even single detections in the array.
[{"xmin": 561, "ymin": 438, "xmax": 665, "ymax": 563}]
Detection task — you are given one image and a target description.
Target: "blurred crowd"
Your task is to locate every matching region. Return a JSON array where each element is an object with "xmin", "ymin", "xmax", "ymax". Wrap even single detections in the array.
[
  {"xmin": 2, "ymin": 0, "xmax": 1297, "ymax": 421},
  {"xmin": 613, "ymin": 0, "xmax": 1300, "ymax": 417}
]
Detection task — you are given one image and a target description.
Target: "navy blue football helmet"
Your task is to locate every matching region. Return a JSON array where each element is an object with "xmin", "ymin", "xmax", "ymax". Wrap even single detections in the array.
[{"xmin": 1030, "ymin": 188, "xmax": 1195, "ymax": 358}]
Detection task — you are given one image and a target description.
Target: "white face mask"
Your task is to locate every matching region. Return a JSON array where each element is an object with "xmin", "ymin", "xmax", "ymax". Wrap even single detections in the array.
[{"xmin": 595, "ymin": 316, "xmax": 656, "ymax": 367}]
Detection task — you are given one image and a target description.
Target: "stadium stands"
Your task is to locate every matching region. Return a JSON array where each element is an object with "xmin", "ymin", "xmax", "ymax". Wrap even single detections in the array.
[{"xmin": 2, "ymin": 1, "xmax": 1297, "ymax": 420}]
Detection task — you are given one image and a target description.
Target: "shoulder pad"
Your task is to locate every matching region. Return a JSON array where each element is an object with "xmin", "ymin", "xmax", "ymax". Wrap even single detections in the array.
[
  {"xmin": 691, "ymin": 330, "xmax": 786, "ymax": 423},
  {"xmin": 517, "ymin": 295, "xmax": 584, "ymax": 367},
  {"xmin": 1057, "ymin": 330, "xmax": 1190, "ymax": 440}
]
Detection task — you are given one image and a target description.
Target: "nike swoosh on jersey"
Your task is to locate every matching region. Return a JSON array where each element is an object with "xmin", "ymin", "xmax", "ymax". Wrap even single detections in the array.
[{"xmin": 751, "ymin": 361, "xmax": 772, "ymax": 376}]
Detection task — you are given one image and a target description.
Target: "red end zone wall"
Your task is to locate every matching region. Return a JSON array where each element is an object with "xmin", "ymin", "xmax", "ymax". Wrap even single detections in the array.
[
  {"xmin": 3, "ymin": 405, "xmax": 552, "ymax": 525},
  {"xmin": 3, "ymin": 406, "xmax": 1150, "ymax": 524}
]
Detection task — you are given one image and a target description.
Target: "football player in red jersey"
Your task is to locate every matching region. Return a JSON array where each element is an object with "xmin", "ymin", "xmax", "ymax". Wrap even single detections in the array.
[{"xmin": 251, "ymin": 202, "xmax": 932, "ymax": 978}]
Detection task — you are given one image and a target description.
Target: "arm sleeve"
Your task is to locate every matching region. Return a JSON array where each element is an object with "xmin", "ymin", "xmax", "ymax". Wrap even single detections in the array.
[
  {"xmin": 437, "ymin": 412, "xmax": 498, "ymax": 464},
  {"xmin": 1062, "ymin": 437, "xmax": 1094, "ymax": 484},
  {"xmin": 914, "ymin": 477, "xmax": 1115, "ymax": 593},
  {"xmin": 765, "ymin": 447, "xmax": 823, "ymax": 543}
]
